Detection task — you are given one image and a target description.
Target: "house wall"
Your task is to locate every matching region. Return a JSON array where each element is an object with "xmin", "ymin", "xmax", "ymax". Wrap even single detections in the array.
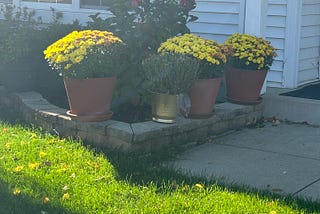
[
  {"xmin": 264, "ymin": 0, "xmax": 287, "ymax": 88},
  {"xmin": 190, "ymin": 0, "xmax": 288, "ymax": 88},
  {"xmin": 0, "ymin": 0, "xmax": 110, "ymax": 23},
  {"xmin": 1, "ymin": 0, "xmax": 319, "ymax": 89},
  {"xmin": 297, "ymin": 0, "xmax": 320, "ymax": 85},
  {"xmin": 188, "ymin": 0, "xmax": 245, "ymax": 43}
]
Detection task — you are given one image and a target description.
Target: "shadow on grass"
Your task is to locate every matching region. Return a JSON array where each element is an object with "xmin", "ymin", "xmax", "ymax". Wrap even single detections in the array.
[
  {"xmin": 1, "ymin": 104, "xmax": 320, "ymax": 213},
  {"xmin": 104, "ymin": 150, "xmax": 320, "ymax": 213},
  {"xmin": 0, "ymin": 179, "xmax": 76, "ymax": 214}
]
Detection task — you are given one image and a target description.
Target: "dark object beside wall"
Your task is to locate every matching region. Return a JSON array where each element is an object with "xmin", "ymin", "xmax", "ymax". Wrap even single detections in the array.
[{"xmin": 280, "ymin": 82, "xmax": 320, "ymax": 100}]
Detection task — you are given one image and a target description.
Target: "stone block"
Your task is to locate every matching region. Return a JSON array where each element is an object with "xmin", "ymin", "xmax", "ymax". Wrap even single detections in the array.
[
  {"xmin": 253, "ymin": 103, "xmax": 264, "ymax": 112},
  {"xmin": 15, "ymin": 91, "xmax": 44, "ymax": 102},
  {"xmin": 133, "ymin": 135, "xmax": 172, "ymax": 153},
  {"xmin": 75, "ymin": 120, "xmax": 117, "ymax": 136},
  {"xmin": 0, "ymin": 95, "xmax": 13, "ymax": 106},
  {"xmin": 77, "ymin": 130, "xmax": 105, "ymax": 145},
  {"xmin": 131, "ymin": 121, "xmax": 176, "ymax": 143},
  {"xmin": 208, "ymin": 121, "xmax": 229, "ymax": 135},
  {"xmin": 171, "ymin": 126, "xmax": 208, "ymax": 148},
  {"xmin": 56, "ymin": 114, "xmax": 78, "ymax": 131},
  {"xmin": 1, "ymin": 88, "xmax": 265, "ymax": 153},
  {"xmin": 174, "ymin": 115, "xmax": 219, "ymax": 132},
  {"xmin": 215, "ymin": 102, "xmax": 253, "ymax": 120},
  {"xmin": 106, "ymin": 121, "xmax": 133, "ymax": 143},
  {"xmin": 39, "ymin": 107, "xmax": 67, "ymax": 118},
  {"xmin": 104, "ymin": 136, "xmax": 132, "ymax": 152}
]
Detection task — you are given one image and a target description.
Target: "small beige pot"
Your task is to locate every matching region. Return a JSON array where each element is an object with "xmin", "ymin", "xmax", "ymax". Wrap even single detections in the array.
[{"xmin": 152, "ymin": 92, "xmax": 178, "ymax": 124}]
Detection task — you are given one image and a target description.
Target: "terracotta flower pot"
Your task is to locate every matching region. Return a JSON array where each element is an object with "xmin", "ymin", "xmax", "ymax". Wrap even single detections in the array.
[
  {"xmin": 225, "ymin": 67, "xmax": 267, "ymax": 105},
  {"xmin": 64, "ymin": 77, "xmax": 116, "ymax": 122},
  {"xmin": 188, "ymin": 78, "xmax": 222, "ymax": 118}
]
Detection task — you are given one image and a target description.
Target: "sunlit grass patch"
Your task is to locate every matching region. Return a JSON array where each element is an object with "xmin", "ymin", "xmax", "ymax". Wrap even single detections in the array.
[{"xmin": 0, "ymin": 120, "xmax": 319, "ymax": 213}]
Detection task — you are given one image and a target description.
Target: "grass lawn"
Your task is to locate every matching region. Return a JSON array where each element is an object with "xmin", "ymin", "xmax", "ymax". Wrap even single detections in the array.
[{"xmin": 0, "ymin": 105, "xmax": 319, "ymax": 213}]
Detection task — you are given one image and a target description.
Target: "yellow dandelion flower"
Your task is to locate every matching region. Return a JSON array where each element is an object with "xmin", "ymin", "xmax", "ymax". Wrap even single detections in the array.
[
  {"xmin": 5, "ymin": 143, "xmax": 11, "ymax": 149},
  {"xmin": 13, "ymin": 188, "xmax": 21, "ymax": 195},
  {"xmin": 195, "ymin": 183, "xmax": 204, "ymax": 189},
  {"xmin": 62, "ymin": 193, "xmax": 70, "ymax": 200},
  {"xmin": 13, "ymin": 165, "xmax": 24, "ymax": 173},
  {"xmin": 39, "ymin": 151, "xmax": 47, "ymax": 158},
  {"xmin": 28, "ymin": 162, "xmax": 40, "ymax": 170}
]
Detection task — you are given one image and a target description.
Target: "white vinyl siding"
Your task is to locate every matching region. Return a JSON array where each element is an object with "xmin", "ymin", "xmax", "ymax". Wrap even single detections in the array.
[
  {"xmin": 1, "ymin": 0, "xmax": 320, "ymax": 89},
  {"xmin": 265, "ymin": 0, "xmax": 287, "ymax": 88},
  {"xmin": 188, "ymin": 0, "xmax": 245, "ymax": 43},
  {"xmin": 297, "ymin": 0, "xmax": 320, "ymax": 85}
]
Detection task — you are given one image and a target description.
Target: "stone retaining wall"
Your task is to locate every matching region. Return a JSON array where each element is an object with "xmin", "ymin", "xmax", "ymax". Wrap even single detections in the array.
[{"xmin": 0, "ymin": 86, "xmax": 264, "ymax": 152}]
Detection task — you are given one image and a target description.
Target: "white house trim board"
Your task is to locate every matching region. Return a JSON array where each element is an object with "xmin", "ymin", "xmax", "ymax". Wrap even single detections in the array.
[
  {"xmin": 283, "ymin": 0, "xmax": 302, "ymax": 88},
  {"xmin": 244, "ymin": 0, "xmax": 267, "ymax": 37},
  {"xmin": 244, "ymin": 0, "xmax": 268, "ymax": 94}
]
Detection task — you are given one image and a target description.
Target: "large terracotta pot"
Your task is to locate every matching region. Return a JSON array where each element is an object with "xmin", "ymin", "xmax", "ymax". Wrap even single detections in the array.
[
  {"xmin": 64, "ymin": 77, "xmax": 116, "ymax": 122},
  {"xmin": 152, "ymin": 92, "xmax": 178, "ymax": 124},
  {"xmin": 188, "ymin": 78, "xmax": 222, "ymax": 118},
  {"xmin": 225, "ymin": 67, "xmax": 267, "ymax": 105}
]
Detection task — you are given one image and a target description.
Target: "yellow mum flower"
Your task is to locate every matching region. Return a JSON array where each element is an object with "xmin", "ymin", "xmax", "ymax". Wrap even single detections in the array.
[
  {"xmin": 43, "ymin": 30, "xmax": 125, "ymax": 78},
  {"xmin": 225, "ymin": 33, "xmax": 277, "ymax": 70}
]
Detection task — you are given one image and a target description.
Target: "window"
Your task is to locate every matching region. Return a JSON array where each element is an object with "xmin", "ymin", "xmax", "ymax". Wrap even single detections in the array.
[
  {"xmin": 22, "ymin": 0, "xmax": 71, "ymax": 3},
  {"xmin": 80, "ymin": 0, "xmax": 108, "ymax": 9}
]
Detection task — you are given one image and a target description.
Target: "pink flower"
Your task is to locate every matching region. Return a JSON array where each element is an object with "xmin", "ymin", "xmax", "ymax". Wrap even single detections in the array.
[
  {"xmin": 179, "ymin": 0, "xmax": 187, "ymax": 6},
  {"xmin": 131, "ymin": 0, "xmax": 141, "ymax": 7},
  {"xmin": 179, "ymin": 0, "xmax": 196, "ymax": 10}
]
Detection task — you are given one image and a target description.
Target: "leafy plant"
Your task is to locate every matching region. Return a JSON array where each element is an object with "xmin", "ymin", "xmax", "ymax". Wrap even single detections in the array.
[
  {"xmin": 86, "ymin": 0, "xmax": 198, "ymax": 97},
  {"xmin": 224, "ymin": 33, "xmax": 277, "ymax": 70},
  {"xmin": 43, "ymin": 30, "xmax": 126, "ymax": 78},
  {"xmin": 158, "ymin": 34, "xmax": 232, "ymax": 78},
  {"xmin": 142, "ymin": 53, "xmax": 199, "ymax": 94},
  {"xmin": 0, "ymin": 5, "xmax": 38, "ymax": 66}
]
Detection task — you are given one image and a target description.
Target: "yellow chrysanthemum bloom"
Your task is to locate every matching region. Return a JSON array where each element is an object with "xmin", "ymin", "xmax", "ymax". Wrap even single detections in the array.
[
  {"xmin": 158, "ymin": 34, "xmax": 232, "ymax": 78},
  {"xmin": 225, "ymin": 33, "xmax": 277, "ymax": 70},
  {"xmin": 44, "ymin": 30, "xmax": 125, "ymax": 78}
]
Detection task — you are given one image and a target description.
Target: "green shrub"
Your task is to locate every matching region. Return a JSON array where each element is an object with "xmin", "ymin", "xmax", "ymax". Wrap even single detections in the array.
[
  {"xmin": 142, "ymin": 53, "xmax": 199, "ymax": 94},
  {"xmin": 86, "ymin": 0, "xmax": 198, "ymax": 98},
  {"xmin": 0, "ymin": 5, "xmax": 38, "ymax": 66}
]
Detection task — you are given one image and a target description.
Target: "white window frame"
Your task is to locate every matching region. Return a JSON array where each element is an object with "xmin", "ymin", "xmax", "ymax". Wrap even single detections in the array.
[
  {"xmin": 15, "ymin": 0, "xmax": 108, "ymax": 11},
  {"xmin": 19, "ymin": 0, "xmax": 78, "ymax": 10}
]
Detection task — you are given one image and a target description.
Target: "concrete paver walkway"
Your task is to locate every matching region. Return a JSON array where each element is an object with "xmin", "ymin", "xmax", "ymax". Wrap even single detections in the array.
[{"xmin": 171, "ymin": 122, "xmax": 320, "ymax": 201}]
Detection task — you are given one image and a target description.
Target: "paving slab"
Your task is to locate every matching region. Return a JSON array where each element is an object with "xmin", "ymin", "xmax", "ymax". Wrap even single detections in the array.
[
  {"xmin": 211, "ymin": 123, "xmax": 320, "ymax": 160},
  {"xmin": 297, "ymin": 180, "xmax": 320, "ymax": 201},
  {"xmin": 170, "ymin": 123, "xmax": 320, "ymax": 201},
  {"xmin": 264, "ymin": 87, "xmax": 320, "ymax": 125}
]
